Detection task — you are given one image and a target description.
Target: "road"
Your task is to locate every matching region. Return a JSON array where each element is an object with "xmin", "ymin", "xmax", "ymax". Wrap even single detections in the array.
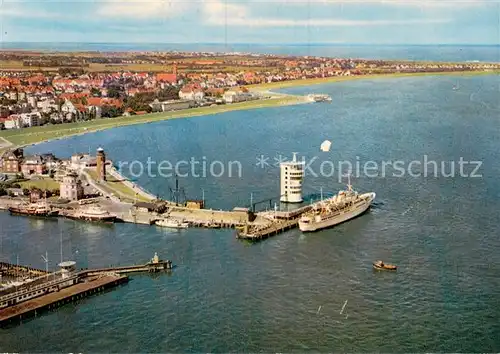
[{"xmin": 0, "ymin": 137, "xmax": 13, "ymax": 150}]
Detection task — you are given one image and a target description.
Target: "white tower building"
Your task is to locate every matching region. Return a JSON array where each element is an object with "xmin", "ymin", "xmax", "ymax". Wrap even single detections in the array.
[
  {"xmin": 280, "ymin": 152, "xmax": 305, "ymax": 203},
  {"xmin": 60, "ymin": 171, "xmax": 84, "ymax": 201}
]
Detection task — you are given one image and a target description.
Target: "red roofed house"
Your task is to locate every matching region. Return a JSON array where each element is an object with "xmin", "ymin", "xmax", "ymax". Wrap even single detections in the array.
[
  {"xmin": 205, "ymin": 88, "xmax": 225, "ymax": 97},
  {"xmin": 28, "ymin": 76, "xmax": 47, "ymax": 85},
  {"xmin": 156, "ymin": 73, "xmax": 178, "ymax": 85},
  {"xmin": 125, "ymin": 87, "xmax": 155, "ymax": 97},
  {"xmin": 4, "ymin": 115, "xmax": 22, "ymax": 129},
  {"xmin": 21, "ymin": 155, "xmax": 47, "ymax": 176},
  {"xmin": 87, "ymin": 97, "xmax": 123, "ymax": 108},
  {"xmin": 86, "ymin": 97, "xmax": 123, "ymax": 119},
  {"xmin": 0, "ymin": 78, "xmax": 21, "ymax": 87},
  {"xmin": 0, "ymin": 148, "xmax": 23, "ymax": 173},
  {"xmin": 60, "ymin": 92, "xmax": 90, "ymax": 101}
]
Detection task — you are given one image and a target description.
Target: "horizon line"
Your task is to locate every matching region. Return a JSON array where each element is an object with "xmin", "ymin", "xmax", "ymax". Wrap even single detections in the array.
[{"xmin": 0, "ymin": 41, "xmax": 499, "ymax": 47}]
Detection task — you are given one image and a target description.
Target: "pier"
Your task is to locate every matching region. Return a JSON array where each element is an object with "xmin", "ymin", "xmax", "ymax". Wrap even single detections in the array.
[
  {"xmin": 0, "ymin": 144, "xmax": 314, "ymax": 241},
  {"xmin": 81, "ymin": 258, "xmax": 173, "ymax": 276},
  {"xmin": 0, "ymin": 274, "xmax": 128, "ymax": 326},
  {"xmin": 236, "ymin": 218, "xmax": 299, "ymax": 241},
  {"xmin": 0, "ymin": 253, "xmax": 173, "ymax": 327},
  {"xmin": 1, "ymin": 194, "xmax": 314, "ymax": 241}
]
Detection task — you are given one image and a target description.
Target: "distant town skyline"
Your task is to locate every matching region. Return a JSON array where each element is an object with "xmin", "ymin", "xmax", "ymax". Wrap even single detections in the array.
[{"xmin": 0, "ymin": 0, "xmax": 498, "ymax": 44}]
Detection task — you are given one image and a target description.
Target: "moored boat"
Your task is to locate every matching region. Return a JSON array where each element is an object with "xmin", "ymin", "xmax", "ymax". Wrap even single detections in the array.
[
  {"xmin": 156, "ymin": 218, "xmax": 189, "ymax": 229},
  {"xmin": 307, "ymin": 94, "xmax": 332, "ymax": 102},
  {"xmin": 8, "ymin": 202, "xmax": 59, "ymax": 217},
  {"xmin": 373, "ymin": 260, "xmax": 397, "ymax": 271},
  {"xmin": 65, "ymin": 205, "xmax": 116, "ymax": 222},
  {"xmin": 205, "ymin": 222, "xmax": 221, "ymax": 229}
]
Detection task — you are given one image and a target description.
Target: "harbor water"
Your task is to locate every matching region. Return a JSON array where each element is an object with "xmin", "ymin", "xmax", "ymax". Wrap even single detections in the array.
[{"xmin": 1, "ymin": 74, "xmax": 499, "ymax": 351}]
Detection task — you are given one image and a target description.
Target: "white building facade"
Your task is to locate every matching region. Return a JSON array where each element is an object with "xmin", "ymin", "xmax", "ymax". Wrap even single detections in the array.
[{"xmin": 280, "ymin": 152, "xmax": 305, "ymax": 203}]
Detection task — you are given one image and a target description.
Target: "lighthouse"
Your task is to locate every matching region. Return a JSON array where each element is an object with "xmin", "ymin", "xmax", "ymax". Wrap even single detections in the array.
[
  {"xmin": 96, "ymin": 147, "xmax": 106, "ymax": 181},
  {"xmin": 280, "ymin": 152, "xmax": 304, "ymax": 203}
]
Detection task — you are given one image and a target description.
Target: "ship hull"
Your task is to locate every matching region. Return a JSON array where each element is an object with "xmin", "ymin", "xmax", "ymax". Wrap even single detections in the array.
[
  {"xmin": 8, "ymin": 208, "xmax": 59, "ymax": 218},
  {"xmin": 65, "ymin": 214, "xmax": 116, "ymax": 223},
  {"xmin": 298, "ymin": 193, "xmax": 375, "ymax": 232},
  {"xmin": 156, "ymin": 221, "xmax": 189, "ymax": 229}
]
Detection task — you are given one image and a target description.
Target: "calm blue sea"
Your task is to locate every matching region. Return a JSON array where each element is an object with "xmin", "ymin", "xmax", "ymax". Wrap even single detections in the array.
[
  {"xmin": 1, "ymin": 42, "xmax": 499, "ymax": 62},
  {"xmin": 1, "ymin": 74, "xmax": 500, "ymax": 351}
]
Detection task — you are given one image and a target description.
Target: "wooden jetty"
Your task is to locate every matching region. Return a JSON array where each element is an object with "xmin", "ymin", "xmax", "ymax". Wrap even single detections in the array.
[
  {"xmin": 0, "ymin": 274, "xmax": 128, "ymax": 327},
  {"xmin": 236, "ymin": 219, "xmax": 299, "ymax": 241},
  {"xmin": 81, "ymin": 256, "xmax": 172, "ymax": 276},
  {"xmin": 0, "ymin": 252, "xmax": 173, "ymax": 327}
]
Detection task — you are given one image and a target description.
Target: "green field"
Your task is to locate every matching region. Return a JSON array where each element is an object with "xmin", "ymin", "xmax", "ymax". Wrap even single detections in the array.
[
  {"xmin": 86, "ymin": 169, "xmax": 156, "ymax": 203},
  {"xmin": 0, "ymin": 96, "xmax": 301, "ymax": 147},
  {"xmin": 0, "ymin": 60, "xmax": 277, "ymax": 73},
  {"xmin": 18, "ymin": 177, "xmax": 60, "ymax": 191}
]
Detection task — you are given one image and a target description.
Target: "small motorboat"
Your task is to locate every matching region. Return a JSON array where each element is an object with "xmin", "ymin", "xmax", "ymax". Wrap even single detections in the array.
[
  {"xmin": 373, "ymin": 260, "xmax": 397, "ymax": 271},
  {"xmin": 156, "ymin": 219, "xmax": 189, "ymax": 229},
  {"xmin": 205, "ymin": 222, "xmax": 221, "ymax": 229}
]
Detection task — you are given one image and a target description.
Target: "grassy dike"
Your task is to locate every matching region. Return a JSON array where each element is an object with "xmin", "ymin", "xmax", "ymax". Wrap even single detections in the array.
[
  {"xmin": 1, "ymin": 70, "xmax": 498, "ymax": 149},
  {"xmin": 0, "ymin": 96, "xmax": 302, "ymax": 148}
]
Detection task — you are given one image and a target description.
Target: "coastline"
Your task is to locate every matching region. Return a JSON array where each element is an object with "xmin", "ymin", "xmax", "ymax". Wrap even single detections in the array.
[
  {"xmin": 1, "ymin": 95, "xmax": 305, "ymax": 149},
  {"xmin": 246, "ymin": 70, "xmax": 500, "ymax": 90},
  {"xmin": 1, "ymin": 70, "xmax": 498, "ymax": 151}
]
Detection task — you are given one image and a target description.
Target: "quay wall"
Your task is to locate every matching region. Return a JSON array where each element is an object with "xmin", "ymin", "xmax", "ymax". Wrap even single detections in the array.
[
  {"xmin": 0, "ymin": 198, "xmax": 25, "ymax": 211},
  {"xmin": 167, "ymin": 207, "xmax": 268, "ymax": 226},
  {"xmin": 118, "ymin": 209, "xmax": 158, "ymax": 225}
]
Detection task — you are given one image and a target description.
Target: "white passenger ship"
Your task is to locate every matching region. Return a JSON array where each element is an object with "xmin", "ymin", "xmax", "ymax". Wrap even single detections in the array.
[{"xmin": 298, "ymin": 177, "xmax": 375, "ymax": 232}]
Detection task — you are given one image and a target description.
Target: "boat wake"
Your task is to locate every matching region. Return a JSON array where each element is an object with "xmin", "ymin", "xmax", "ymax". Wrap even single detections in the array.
[{"xmin": 370, "ymin": 201, "xmax": 385, "ymax": 209}]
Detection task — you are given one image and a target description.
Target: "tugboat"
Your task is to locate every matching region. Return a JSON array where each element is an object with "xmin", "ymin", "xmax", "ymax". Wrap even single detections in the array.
[
  {"xmin": 373, "ymin": 260, "xmax": 397, "ymax": 271},
  {"xmin": 8, "ymin": 201, "xmax": 59, "ymax": 217},
  {"xmin": 66, "ymin": 205, "xmax": 116, "ymax": 222}
]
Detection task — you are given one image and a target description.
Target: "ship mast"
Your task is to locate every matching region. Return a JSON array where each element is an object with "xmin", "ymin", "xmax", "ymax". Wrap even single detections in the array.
[
  {"xmin": 41, "ymin": 251, "xmax": 49, "ymax": 278},
  {"xmin": 60, "ymin": 227, "xmax": 63, "ymax": 263}
]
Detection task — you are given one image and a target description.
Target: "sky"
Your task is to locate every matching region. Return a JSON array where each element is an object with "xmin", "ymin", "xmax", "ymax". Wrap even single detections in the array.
[{"xmin": 0, "ymin": 0, "xmax": 499, "ymax": 44}]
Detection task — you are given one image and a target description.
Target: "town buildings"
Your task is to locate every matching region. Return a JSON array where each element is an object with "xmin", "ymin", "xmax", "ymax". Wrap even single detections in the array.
[
  {"xmin": 0, "ymin": 149, "xmax": 58, "ymax": 176},
  {"xmin": 149, "ymin": 99, "xmax": 195, "ymax": 112},
  {"xmin": 70, "ymin": 153, "xmax": 97, "ymax": 170},
  {"xmin": 21, "ymin": 155, "xmax": 47, "ymax": 176},
  {"xmin": 223, "ymin": 88, "xmax": 255, "ymax": 103},
  {"xmin": 0, "ymin": 148, "xmax": 24, "ymax": 173},
  {"xmin": 0, "ymin": 50, "xmax": 498, "ymax": 132}
]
